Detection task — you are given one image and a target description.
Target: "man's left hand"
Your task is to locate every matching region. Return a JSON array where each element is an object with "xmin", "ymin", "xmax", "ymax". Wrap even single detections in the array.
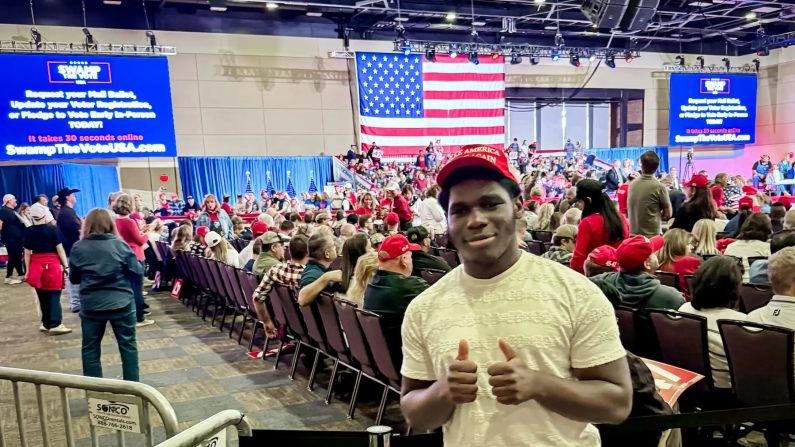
[{"xmin": 487, "ymin": 339, "xmax": 540, "ymax": 405}]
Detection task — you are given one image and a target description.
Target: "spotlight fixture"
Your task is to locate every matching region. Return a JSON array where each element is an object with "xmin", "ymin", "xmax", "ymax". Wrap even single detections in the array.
[
  {"xmin": 757, "ymin": 47, "xmax": 769, "ymax": 56},
  {"xmin": 265, "ymin": 2, "xmax": 279, "ymax": 9},
  {"xmin": 570, "ymin": 53, "xmax": 581, "ymax": 67},
  {"xmin": 445, "ymin": 12, "xmax": 456, "ymax": 21},
  {"xmin": 468, "ymin": 51, "xmax": 480, "ymax": 65},
  {"xmin": 510, "ymin": 52, "xmax": 522, "ymax": 65},
  {"xmin": 402, "ymin": 45, "xmax": 411, "ymax": 56},
  {"xmin": 696, "ymin": 56, "xmax": 704, "ymax": 68},
  {"xmin": 530, "ymin": 55, "xmax": 540, "ymax": 65},
  {"xmin": 554, "ymin": 33, "xmax": 565, "ymax": 47},
  {"xmin": 753, "ymin": 58, "xmax": 760, "ymax": 71},
  {"xmin": 396, "ymin": 24, "xmax": 406, "ymax": 39},
  {"xmin": 675, "ymin": 55, "xmax": 685, "ymax": 66},
  {"xmin": 551, "ymin": 49, "xmax": 560, "ymax": 61},
  {"xmin": 209, "ymin": 0, "xmax": 227, "ymax": 12},
  {"xmin": 103, "ymin": 0, "xmax": 122, "ymax": 4},
  {"xmin": 624, "ymin": 50, "xmax": 633, "ymax": 63},
  {"xmin": 745, "ymin": 11, "xmax": 757, "ymax": 21},
  {"xmin": 722, "ymin": 57, "xmax": 730, "ymax": 70},
  {"xmin": 82, "ymin": 27, "xmax": 96, "ymax": 48},
  {"xmin": 146, "ymin": 30, "xmax": 157, "ymax": 48},
  {"xmin": 491, "ymin": 51, "xmax": 501, "ymax": 60},
  {"xmin": 425, "ymin": 46, "xmax": 436, "ymax": 62},
  {"xmin": 449, "ymin": 46, "xmax": 458, "ymax": 59},
  {"xmin": 30, "ymin": 27, "xmax": 42, "ymax": 47},
  {"xmin": 605, "ymin": 52, "xmax": 615, "ymax": 68}
]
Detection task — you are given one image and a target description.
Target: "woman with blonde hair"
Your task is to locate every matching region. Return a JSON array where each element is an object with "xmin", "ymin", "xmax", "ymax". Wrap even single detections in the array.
[
  {"xmin": 564, "ymin": 207, "xmax": 582, "ymax": 226},
  {"xmin": 658, "ymin": 228, "xmax": 702, "ymax": 298},
  {"xmin": 170, "ymin": 224, "xmax": 193, "ymax": 256},
  {"xmin": 195, "ymin": 194, "xmax": 233, "ymax": 237},
  {"xmin": 69, "ymin": 208, "xmax": 143, "ymax": 381},
  {"xmin": 691, "ymin": 219, "xmax": 719, "ymax": 257},
  {"xmin": 345, "ymin": 252, "xmax": 378, "ymax": 307},
  {"xmin": 533, "ymin": 203, "xmax": 555, "ymax": 231},
  {"xmin": 204, "ymin": 231, "xmax": 240, "ymax": 267}
]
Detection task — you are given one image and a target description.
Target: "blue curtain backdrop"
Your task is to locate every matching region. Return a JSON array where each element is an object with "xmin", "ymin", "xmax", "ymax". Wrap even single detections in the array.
[
  {"xmin": 591, "ymin": 146, "xmax": 669, "ymax": 173},
  {"xmin": 0, "ymin": 163, "xmax": 119, "ymax": 217},
  {"xmin": 178, "ymin": 156, "xmax": 334, "ymax": 201}
]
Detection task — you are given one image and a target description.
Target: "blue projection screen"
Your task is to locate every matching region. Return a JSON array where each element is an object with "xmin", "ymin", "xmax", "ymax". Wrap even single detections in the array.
[
  {"xmin": 668, "ymin": 73, "xmax": 757, "ymax": 146},
  {"xmin": 0, "ymin": 53, "xmax": 177, "ymax": 161}
]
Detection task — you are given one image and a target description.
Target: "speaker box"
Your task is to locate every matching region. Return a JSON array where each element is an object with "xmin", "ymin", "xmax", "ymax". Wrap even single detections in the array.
[
  {"xmin": 620, "ymin": 0, "xmax": 659, "ymax": 31},
  {"xmin": 581, "ymin": 0, "xmax": 630, "ymax": 29}
]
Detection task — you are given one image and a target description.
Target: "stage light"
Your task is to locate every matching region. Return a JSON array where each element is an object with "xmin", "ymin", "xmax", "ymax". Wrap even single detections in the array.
[
  {"xmin": 570, "ymin": 53, "xmax": 580, "ymax": 67},
  {"xmin": 446, "ymin": 12, "xmax": 456, "ymax": 21},
  {"xmin": 468, "ymin": 51, "xmax": 480, "ymax": 65},
  {"xmin": 266, "ymin": 2, "xmax": 279, "ymax": 9},
  {"xmin": 449, "ymin": 46, "xmax": 458, "ymax": 58},
  {"xmin": 696, "ymin": 56, "xmax": 704, "ymax": 68},
  {"xmin": 146, "ymin": 30, "xmax": 157, "ymax": 48},
  {"xmin": 589, "ymin": 52, "xmax": 596, "ymax": 62},
  {"xmin": 209, "ymin": 0, "xmax": 227, "ymax": 12},
  {"xmin": 491, "ymin": 51, "xmax": 501, "ymax": 60},
  {"xmin": 753, "ymin": 58, "xmax": 760, "ymax": 71},
  {"xmin": 675, "ymin": 55, "xmax": 685, "ymax": 66},
  {"xmin": 530, "ymin": 55, "xmax": 540, "ymax": 65},
  {"xmin": 757, "ymin": 47, "xmax": 769, "ymax": 56},
  {"xmin": 30, "ymin": 27, "xmax": 42, "ymax": 47},
  {"xmin": 624, "ymin": 50, "xmax": 633, "ymax": 63},
  {"xmin": 606, "ymin": 52, "xmax": 616, "ymax": 68},
  {"xmin": 722, "ymin": 57, "xmax": 730, "ymax": 70},
  {"xmin": 425, "ymin": 46, "xmax": 436, "ymax": 62},
  {"xmin": 103, "ymin": 0, "xmax": 122, "ymax": 4},
  {"xmin": 396, "ymin": 24, "xmax": 406, "ymax": 39},
  {"xmin": 745, "ymin": 12, "xmax": 757, "ymax": 21},
  {"xmin": 551, "ymin": 49, "xmax": 560, "ymax": 61},
  {"xmin": 510, "ymin": 53, "xmax": 522, "ymax": 64},
  {"xmin": 82, "ymin": 27, "xmax": 96, "ymax": 48},
  {"xmin": 402, "ymin": 45, "xmax": 411, "ymax": 56}
]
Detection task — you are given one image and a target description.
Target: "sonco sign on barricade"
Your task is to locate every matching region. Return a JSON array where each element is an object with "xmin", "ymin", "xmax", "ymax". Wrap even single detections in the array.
[
  {"xmin": 203, "ymin": 428, "xmax": 227, "ymax": 447},
  {"xmin": 87, "ymin": 391, "xmax": 146, "ymax": 434}
]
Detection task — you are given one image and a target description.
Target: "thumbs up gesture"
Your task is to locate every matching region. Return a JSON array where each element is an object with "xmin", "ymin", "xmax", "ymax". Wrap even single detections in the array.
[
  {"xmin": 487, "ymin": 339, "xmax": 537, "ymax": 405},
  {"xmin": 443, "ymin": 340, "xmax": 479, "ymax": 404}
]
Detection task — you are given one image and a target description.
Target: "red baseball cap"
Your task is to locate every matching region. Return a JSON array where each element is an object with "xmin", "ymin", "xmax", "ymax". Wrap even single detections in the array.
[
  {"xmin": 616, "ymin": 235, "xmax": 664, "ymax": 272},
  {"xmin": 251, "ymin": 221, "xmax": 268, "ymax": 237},
  {"xmin": 742, "ymin": 185, "xmax": 758, "ymax": 195},
  {"xmin": 587, "ymin": 245, "xmax": 619, "ymax": 269},
  {"xmin": 196, "ymin": 226, "xmax": 210, "ymax": 237},
  {"xmin": 377, "ymin": 234, "xmax": 421, "ymax": 262},
  {"xmin": 738, "ymin": 196, "xmax": 754, "ymax": 210},
  {"xmin": 684, "ymin": 174, "xmax": 708, "ymax": 188},
  {"xmin": 385, "ymin": 212, "xmax": 400, "ymax": 226},
  {"xmin": 436, "ymin": 144, "xmax": 517, "ymax": 189},
  {"xmin": 775, "ymin": 196, "xmax": 792, "ymax": 210}
]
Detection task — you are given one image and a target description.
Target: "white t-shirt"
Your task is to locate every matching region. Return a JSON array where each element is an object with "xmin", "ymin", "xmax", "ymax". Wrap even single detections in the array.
[
  {"xmin": 747, "ymin": 295, "xmax": 795, "ymax": 331},
  {"xmin": 723, "ymin": 239, "xmax": 771, "ymax": 282},
  {"xmin": 418, "ymin": 197, "xmax": 446, "ymax": 236},
  {"xmin": 401, "ymin": 252, "xmax": 626, "ymax": 447},
  {"xmin": 677, "ymin": 302, "xmax": 746, "ymax": 389},
  {"xmin": 238, "ymin": 241, "xmax": 254, "ymax": 267}
]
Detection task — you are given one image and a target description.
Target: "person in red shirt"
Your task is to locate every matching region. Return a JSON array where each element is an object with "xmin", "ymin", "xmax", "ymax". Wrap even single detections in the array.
[
  {"xmin": 616, "ymin": 173, "xmax": 636, "ymax": 216},
  {"xmin": 657, "ymin": 228, "xmax": 702, "ymax": 299},
  {"xmin": 220, "ymin": 194, "xmax": 234, "ymax": 215},
  {"xmin": 384, "ymin": 183, "xmax": 413, "ymax": 230},
  {"xmin": 570, "ymin": 179, "xmax": 630, "ymax": 274},
  {"xmin": 112, "ymin": 193, "xmax": 154, "ymax": 326},
  {"xmin": 353, "ymin": 191, "xmax": 377, "ymax": 216}
]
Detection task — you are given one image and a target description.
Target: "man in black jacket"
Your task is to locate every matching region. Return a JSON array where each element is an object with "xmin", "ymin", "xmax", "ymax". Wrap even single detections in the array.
[
  {"xmin": 56, "ymin": 187, "xmax": 82, "ymax": 312},
  {"xmin": 0, "ymin": 194, "xmax": 26, "ymax": 284},
  {"xmin": 406, "ymin": 226, "xmax": 451, "ymax": 277},
  {"xmin": 605, "ymin": 160, "xmax": 626, "ymax": 192}
]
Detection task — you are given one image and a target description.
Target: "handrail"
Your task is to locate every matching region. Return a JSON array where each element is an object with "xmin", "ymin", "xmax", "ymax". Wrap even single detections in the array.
[
  {"xmin": 331, "ymin": 156, "xmax": 375, "ymax": 191},
  {"xmin": 155, "ymin": 410, "xmax": 252, "ymax": 447},
  {"xmin": 0, "ymin": 366, "xmax": 180, "ymax": 438}
]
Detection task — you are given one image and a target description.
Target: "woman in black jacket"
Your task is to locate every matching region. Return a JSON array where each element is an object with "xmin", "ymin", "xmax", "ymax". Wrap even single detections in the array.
[{"xmin": 670, "ymin": 174, "xmax": 717, "ymax": 232}]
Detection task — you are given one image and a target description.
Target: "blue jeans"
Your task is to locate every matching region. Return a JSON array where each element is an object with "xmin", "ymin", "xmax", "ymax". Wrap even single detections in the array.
[
  {"xmin": 36, "ymin": 289, "xmax": 63, "ymax": 329},
  {"xmin": 65, "ymin": 280, "xmax": 80, "ymax": 312},
  {"xmin": 81, "ymin": 303, "xmax": 139, "ymax": 381},
  {"xmin": 131, "ymin": 261, "xmax": 145, "ymax": 322},
  {"xmin": 753, "ymin": 174, "xmax": 764, "ymax": 189}
]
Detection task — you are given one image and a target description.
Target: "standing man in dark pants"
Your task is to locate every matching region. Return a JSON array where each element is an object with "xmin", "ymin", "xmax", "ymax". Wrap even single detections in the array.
[
  {"xmin": 56, "ymin": 187, "xmax": 82, "ymax": 312},
  {"xmin": 0, "ymin": 194, "xmax": 27, "ymax": 284}
]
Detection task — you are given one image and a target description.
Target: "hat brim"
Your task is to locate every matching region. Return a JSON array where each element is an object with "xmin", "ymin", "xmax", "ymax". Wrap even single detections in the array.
[{"xmin": 408, "ymin": 243, "xmax": 422, "ymax": 251}]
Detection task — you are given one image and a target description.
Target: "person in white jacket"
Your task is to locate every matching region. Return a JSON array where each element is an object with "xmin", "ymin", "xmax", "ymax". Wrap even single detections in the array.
[{"xmin": 419, "ymin": 185, "xmax": 446, "ymax": 237}]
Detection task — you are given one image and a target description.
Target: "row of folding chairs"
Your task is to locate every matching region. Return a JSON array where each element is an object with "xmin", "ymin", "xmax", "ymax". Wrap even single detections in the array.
[
  {"xmin": 268, "ymin": 286, "xmax": 403, "ymax": 426},
  {"xmin": 655, "ymin": 270, "xmax": 774, "ymax": 312}
]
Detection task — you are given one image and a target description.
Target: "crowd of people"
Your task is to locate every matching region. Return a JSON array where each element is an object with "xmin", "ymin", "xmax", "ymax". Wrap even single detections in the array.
[{"xmin": 2, "ymin": 141, "xmax": 795, "ymax": 446}]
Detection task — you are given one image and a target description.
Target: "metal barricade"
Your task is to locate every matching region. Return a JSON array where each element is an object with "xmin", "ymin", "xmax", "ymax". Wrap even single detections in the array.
[
  {"xmin": 0, "ymin": 366, "xmax": 179, "ymax": 447},
  {"xmin": 155, "ymin": 410, "xmax": 251, "ymax": 447}
]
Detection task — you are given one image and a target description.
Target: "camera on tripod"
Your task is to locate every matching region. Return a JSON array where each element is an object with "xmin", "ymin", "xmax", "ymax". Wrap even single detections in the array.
[{"xmin": 686, "ymin": 148, "xmax": 694, "ymax": 163}]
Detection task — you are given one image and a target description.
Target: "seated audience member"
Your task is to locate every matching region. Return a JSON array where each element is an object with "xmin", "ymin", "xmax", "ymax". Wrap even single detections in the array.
[
  {"xmin": 678, "ymin": 256, "xmax": 746, "ymax": 389},
  {"xmin": 540, "ymin": 224, "xmax": 577, "ymax": 266},
  {"xmin": 297, "ymin": 232, "xmax": 341, "ymax": 306},
  {"xmin": 384, "ymin": 212, "xmax": 400, "ymax": 235},
  {"xmin": 570, "ymin": 179, "xmax": 629, "ymax": 273},
  {"xmin": 515, "ymin": 215, "xmax": 533, "ymax": 249},
  {"xmin": 230, "ymin": 216, "xmax": 246, "ymax": 239},
  {"xmin": 252, "ymin": 235, "xmax": 309, "ymax": 337},
  {"xmin": 749, "ymin": 229, "xmax": 795, "ymax": 285},
  {"xmin": 344, "ymin": 252, "xmax": 378, "ymax": 307},
  {"xmin": 331, "ymin": 210, "xmax": 346, "ymax": 229},
  {"xmin": 205, "ymin": 231, "xmax": 240, "ymax": 267},
  {"xmin": 691, "ymin": 218, "xmax": 720, "ymax": 257},
  {"xmin": 370, "ymin": 233, "xmax": 385, "ymax": 251},
  {"xmin": 187, "ymin": 226, "xmax": 210, "ymax": 257},
  {"xmin": 524, "ymin": 200, "xmax": 539, "ymax": 229},
  {"xmin": 243, "ymin": 238, "xmax": 262, "ymax": 272},
  {"xmin": 346, "ymin": 213, "xmax": 359, "ymax": 226},
  {"xmin": 337, "ymin": 233, "xmax": 372, "ymax": 298},
  {"xmin": 358, "ymin": 214, "xmax": 374, "ymax": 234},
  {"xmin": 770, "ymin": 202, "xmax": 787, "ymax": 233},
  {"xmin": 670, "ymin": 174, "xmax": 718, "ymax": 232},
  {"xmin": 747, "ymin": 246, "xmax": 795, "ymax": 329},
  {"xmin": 406, "ymin": 226, "xmax": 451, "ymax": 276},
  {"xmin": 532, "ymin": 203, "xmax": 555, "ymax": 231},
  {"xmin": 314, "ymin": 212, "xmax": 330, "ymax": 228},
  {"xmin": 238, "ymin": 221, "xmax": 268, "ymax": 267},
  {"xmin": 340, "ymin": 223, "xmax": 356, "ymax": 241},
  {"xmin": 563, "ymin": 207, "xmax": 581, "ymax": 226},
  {"xmin": 583, "ymin": 245, "xmax": 619, "ymax": 277},
  {"xmin": 278, "ymin": 220, "xmax": 294, "ymax": 242},
  {"xmin": 182, "ymin": 195, "xmax": 200, "ymax": 214},
  {"xmin": 785, "ymin": 209, "xmax": 795, "ymax": 230},
  {"xmin": 252, "ymin": 232, "xmax": 285, "ymax": 277},
  {"xmin": 657, "ymin": 228, "xmax": 702, "ymax": 298},
  {"xmin": 724, "ymin": 213, "xmax": 772, "ymax": 281},
  {"xmin": 590, "ymin": 278, "xmax": 673, "ymax": 447},
  {"xmin": 170, "ymin": 225, "xmax": 193, "ymax": 256}
]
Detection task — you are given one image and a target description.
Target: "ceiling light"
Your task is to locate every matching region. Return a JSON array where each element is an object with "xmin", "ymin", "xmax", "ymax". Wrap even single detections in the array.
[
  {"xmin": 468, "ymin": 51, "xmax": 480, "ymax": 65},
  {"xmin": 696, "ymin": 56, "xmax": 704, "ymax": 68},
  {"xmin": 510, "ymin": 53, "xmax": 522, "ymax": 64},
  {"xmin": 472, "ymin": 20, "xmax": 486, "ymax": 26},
  {"xmin": 675, "ymin": 55, "xmax": 685, "ymax": 66},
  {"xmin": 534, "ymin": 0, "xmax": 545, "ymax": 4},
  {"xmin": 551, "ymin": 49, "xmax": 560, "ymax": 61},
  {"xmin": 606, "ymin": 53, "xmax": 616, "ymax": 68},
  {"xmin": 306, "ymin": 11, "xmax": 322, "ymax": 16},
  {"xmin": 425, "ymin": 46, "xmax": 436, "ymax": 62},
  {"xmin": 530, "ymin": 55, "xmax": 540, "ymax": 65},
  {"xmin": 266, "ymin": 2, "xmax": 279, "ymax": 9},
  {"xmin": 209, "ymin": 0, "xmax": 227, "ymax": 12},
  {"xmin": 446, "ymin": 12, "xmax": 457, "ymax": 21},
  {"xmin": 570, "ymin": 53, "xmax": 581, "ymax": 67},
  {"xmin": 103, "ymin": 0, "xmax": 122, "ymax": 4},
  {"xmin": 544, "ymin": 25, "xmax": 557, "ymax": 30},
  {"xmin": 394, "ymin": 16, "xmax": 409, "ymax": 22},
  {"xmin": 745, "ymin": 12, "xmax": 757, "ymax": 20},
  {"xmin": 624, "ymin": 50, "xmax": 633, "ymax": 63},
  {"xmin": 491, "ymin": 51, "xmax": 501, "ymax": 60}
]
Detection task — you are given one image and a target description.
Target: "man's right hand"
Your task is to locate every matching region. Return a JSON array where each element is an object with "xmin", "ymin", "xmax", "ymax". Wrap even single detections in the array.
[
  {"xmin": 324, "ymin": 270, "xmax": 342, "ymax": 283},
  {"xmin": 443, "ymin": 340, "xmax": 479, "ymax": 404}
]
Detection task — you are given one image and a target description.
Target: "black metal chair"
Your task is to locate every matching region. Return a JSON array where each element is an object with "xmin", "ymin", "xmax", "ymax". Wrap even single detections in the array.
[
  {"xmin": 739, "ymin": 283, "xmax": 774, "ymax": 313},
  {"xmin": 355, "ymin": 308, "xmax": 403, "ymax": 425},
  {"xmin": 532, "ymin": 230, "xmax": 553, "ymax": 243},
  {"xmin": 437, "ymin": 248, "xmax": 460, "ymax": 268},
  {"xmin": 418, "ymin": 269, "xmax": 446, "ymax": 286},
  {"xmin": 655, "ymin": 271, "xmax": 680, "ymax": 291},
  {"xmin": 315, "ymin": 293, "xmax": 360, "ymax": 404},
  {"xmin": 616, "ymin": 306, "xmax": 637, "ymax": 352}
]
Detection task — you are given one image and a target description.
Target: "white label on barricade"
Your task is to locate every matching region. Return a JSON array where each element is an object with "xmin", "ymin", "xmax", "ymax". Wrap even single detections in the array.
[
  {"xmin": 87, "ymin": 392, "xmax": 144, "ymax": 433},
  {"xmin": 203, "ymin": 428, "xmax": 227, "ymax": 447}
]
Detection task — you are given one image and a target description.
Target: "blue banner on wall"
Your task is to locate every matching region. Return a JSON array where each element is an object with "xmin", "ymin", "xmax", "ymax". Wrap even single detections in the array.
[
  {"xmin": 668, "ymin": 73, "xmax": 757, "ymax": 146},
  {"xmin": 0, "ymin": 53, "xmax": 177, "ymax": 161}
]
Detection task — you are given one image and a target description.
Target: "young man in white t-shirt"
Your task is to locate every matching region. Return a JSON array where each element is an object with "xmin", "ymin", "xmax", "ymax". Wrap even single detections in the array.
[{"xmin": 400, "ymin": 145, "xmax": 632, "ymax": 446}]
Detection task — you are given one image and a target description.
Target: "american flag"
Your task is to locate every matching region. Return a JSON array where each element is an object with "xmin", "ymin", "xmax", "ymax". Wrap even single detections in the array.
[
  {"xmin": 286, "ymin": 171, "xmax": 296, "ymax": 199},
  {"xmin": 356, "ymin": 52, "xmax": 505, "ymax": 157}
]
